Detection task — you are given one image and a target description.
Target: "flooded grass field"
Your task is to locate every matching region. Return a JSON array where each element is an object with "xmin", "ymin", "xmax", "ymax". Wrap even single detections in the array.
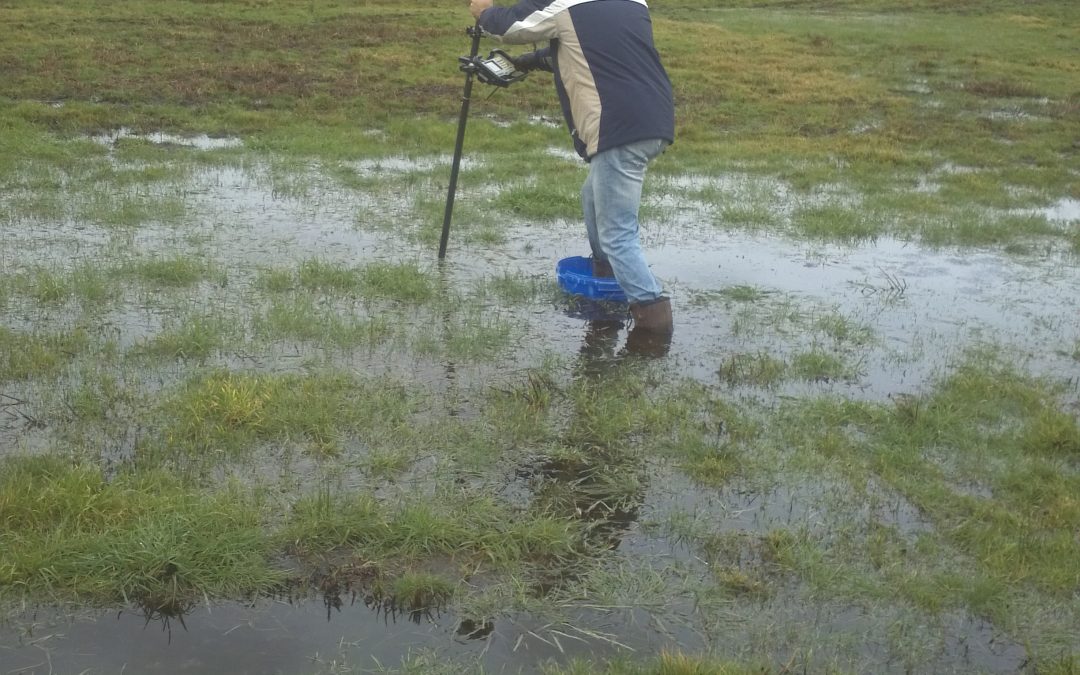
[{"xmin": 1, "ymin": 0, "xmax": 1078, "ymax": 673}]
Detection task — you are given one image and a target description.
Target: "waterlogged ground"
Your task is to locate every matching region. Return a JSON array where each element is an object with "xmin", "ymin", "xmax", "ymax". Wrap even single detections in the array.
[
  {"xmin": 1, "ymin": 129, "xmax": 1078, "ymax": 674},
  {"xmin": 2, "ymin": 0, "xmax": 1080, "ymax": 671}
]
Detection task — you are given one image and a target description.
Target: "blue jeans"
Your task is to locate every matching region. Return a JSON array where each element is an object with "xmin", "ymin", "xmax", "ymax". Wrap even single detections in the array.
[{"xmin": 582, "ymin": 138, "xmax": 668, "ymax": 304}]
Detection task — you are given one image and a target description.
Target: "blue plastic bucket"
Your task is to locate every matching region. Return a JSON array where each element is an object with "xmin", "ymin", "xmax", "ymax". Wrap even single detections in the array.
[{"xmin": 556, "ymin": 256, "xmax": 627, "ymax": 302}]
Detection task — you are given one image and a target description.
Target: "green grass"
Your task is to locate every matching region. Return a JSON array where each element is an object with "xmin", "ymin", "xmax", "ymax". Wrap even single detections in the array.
[
  {"xmin": 772, "ymin": 352, "xmax": 1080, "ymax": 611},
  {"xmin": 541, "ymin": 652, "xmax": 764, "ymax": 675},
  {"xmin": 292, "ymin": 259, "xmax": 437, "ymax": 303},
  {"xmin": 298, "ymin": 258, "xmax": 361, "ymax": 294},
  {"xmin": 1, "ymin": 1, "xmax": 1079, "ymax": 672},
  {"xmin": 493, "ymin": 176, "xmax": 583, "ymax": 221},
  {"xmin": 78, "ymin": 192, "xmax": 188, "ymax": 228},
  {"xmin": 0, "ymin": 326, "xmax": 90, "ymax": 381},
  {"xmin": 132, "ymin": 315, "xmax": 234, "ymax": 360},
  {"xmin": 255, "ymin": 295, "xmax": 393, "ymax": 347},
  {"xmin": 718, "ymin": 202, "xmax": 781, "ymax": 230},
  {"xmin": 473, "ymin": 272, "xmax": 556, "ymax": 305},
  {"xmin": 361, "ymin": 446, "xmax": 415, "ymax": 478},
  {"xmin": 424, "ymin": 308, "xmax": 517, "ymax": 361},
  {"xmin": 0, "ymin": 457, "xmax": 282, "ymax": 610},
  {"xmin": 63, "ymin": 371, "xmax": 133, "ymax": 425},
  {"xmin": 151, "ymin": 370, "xmax": 418, "ymax": 461},
  {"xmin": 358, "ymin": 261, "xmax": 436, "ymax": 303},
  {"xmin": 688, "ymin": 286, "xmax": 768, "ymax": 307},
  {"xmin": 717, "ymin": 352, "xmax": 787, "ymax": 387},
  {"xmin": 790, "ymin": 348, "xmax": 854, "ymax": 382},
  {"xmin": 794, "ymin": 204, "xmax": 882, "ymax": 241},
  {"xmin": 282, "ymin": 488, "xmax": 584, "ymax": 568},
  {"xmin": 27, "ymin": 268, "xmax": 70, "ymax": 304},
  {"xmin": 256, "ymin": 266, "xmax": 295, "ymax": 293},
  {"xmin": 123, "ymin": 254, "xmax": 216, "ymax": 287},
  {"xmin": 813, "ymin": 311, "xmax": 875, "ymax": 346},
  {"xmin": 10, "ymin": 264, "xmax": 121, "ymax": 308},
  {"xmin": 385, "ymin": 571, "xmax": 455, "ymax": 613}
]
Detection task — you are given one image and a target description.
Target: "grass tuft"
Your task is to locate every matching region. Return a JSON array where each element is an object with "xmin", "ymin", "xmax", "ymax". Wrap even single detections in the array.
[
  {"xmin": 157, "ymin": 370, "xmax": 415, "ymax": 460},
  {"xmin": 124, "ymin": 255, "xmax": 214, "ymax": 287},
  {"xmin": 298, "ymin": 259, "xmax": 360, "ymax": 293},
  {"xmin": 717, "ymin": 352, "xmax": 787, "ymax": 387},
  {"xmin": 790, "ymin": 348, "xmax": 852, "ymax": 382},
  {"xmin": 386, "ymin": 571, "xmax": 454, "ymax": 613},
  {"xmin": 29, "ymin": 268, "xmax": 70, "ymax": 304},
  {"xmin": 134, "ymin": 316, "xmax": 232, "ymax": 360},
  {"xmin": 794, "ymin": 204, "xmax": 880, "ymax": 241},
  {"xmin": 0, "ymin": 327, "xmax": 90, "ymax": 381},
  {"xmin": 963, "ymin": 78, "xmax": 1041, "ymax": 98},
  {"xmin": 358, "ymin": 261, "xmax": 435, "ymax": 303},
  {"xmin": 256, "ymin": 295, "xmax": 393, "ymax": 347},
  {"xmin": 0, "ymin": 457, "xmax": 281, "ymax": 607},
  {"xmin": 1020, "ymin": 409, "xmax": 1080, "ymax": 458}
]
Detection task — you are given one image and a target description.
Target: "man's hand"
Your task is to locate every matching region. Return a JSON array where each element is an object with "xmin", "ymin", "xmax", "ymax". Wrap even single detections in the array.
[
  {"xmin": 511, "ymin": 49, "xmax": 553, "ymax": 73},
  {"xmin": 469, "ymin": 0, "xmax": 493, "ymax": 20},
  {"xmin": 511, "ymin": 51, "xmax": 542, "ymax": 72}
]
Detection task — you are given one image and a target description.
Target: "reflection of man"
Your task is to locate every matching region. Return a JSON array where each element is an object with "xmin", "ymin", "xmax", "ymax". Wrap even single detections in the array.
[{"xmin": 469, "ymin": 0, "xmax": 676, "ymax": 335}]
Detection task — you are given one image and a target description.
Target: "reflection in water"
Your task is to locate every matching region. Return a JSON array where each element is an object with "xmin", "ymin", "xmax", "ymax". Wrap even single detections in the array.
[
  {"xmin": 574, "ymin": 308, "xmax": 674, "ymax": 376},
  {"xmin": 138, "ymin": 599, "xmax": 192, "ymax": 644},
  {"xmin": 307, "ymin": 560, "xmax": 454, "ymax": 627},
  {"xmin": 525, "ymin": 451, "xmax": 644, "ymax": 553},
  {"xmin": 456, "ymin": 617, "xmax": 495, "ymax": 640},
  {"xmin": 623, "ymin": 325, "xmax": 673, "ymax": 358},
  {"xmin": 515, "ymin": 311, "xmax": 661, "ymax": 597},
  {"xmin": 579, "ymin": 319, "xmax": 625, "ymax": 377}
]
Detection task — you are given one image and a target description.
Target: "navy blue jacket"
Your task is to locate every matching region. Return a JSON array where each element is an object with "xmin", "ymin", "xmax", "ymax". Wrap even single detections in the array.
[{"xmin": 479, "ymin": 0, "xmax": 674, "ymax": 160}]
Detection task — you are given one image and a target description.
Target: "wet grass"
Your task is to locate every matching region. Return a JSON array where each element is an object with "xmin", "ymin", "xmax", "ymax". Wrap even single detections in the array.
[
  {"xmin": 255, "ymin": 295, "xmax": 394, "ymax": 348},
  {"xmin": 1, "ymin": 0, "xmax": 1079, "ymax": 672},
  {"xmin": 8, "ymin": 264, "xmax": 123, "ymax": 310},
  {"xmin": 3, "ymin": 337, "xmax": 1079, "ymax": 670},
  {"xmin": 149, "ymin": 370, "xmax": 420, "ymax": 462},
  {"xmin": 0, "ymin": 457, "xmax": 282, "ymax": 610},
  {"xmin": 473, "ymin": 271, "xmax": 557, "ymax": 305},
  {"xmin": 357, "ymin": 262, "xmax": 437, "ymax": 304},
  {"xmin": 0, "ymin": 326, "xmax": 91, "ymax": 382},
  {"xmin": 769, "ymin": 351, "xmax": 1080, "ymax": 622},
  {"xmin": 542, "ymin": 653, "xmax": 763, "ymax": 675},
  {"xmin": 123, "ymin": 254, "xmax": 218, "ymax": 287},
  {"xmin": 132, "ymin": 314, "xmax": 236, "ymax": 361},
  {"xmin": 293, "ymin": 259, "xmax": 437, "ymax": 303},
  {"xmin": 795, "ymin": 204, "xmax": 882, "ymax": 242},
  {"xmin": 1, "ymin": 0, "xmax": 1075, "ymax": 249}
]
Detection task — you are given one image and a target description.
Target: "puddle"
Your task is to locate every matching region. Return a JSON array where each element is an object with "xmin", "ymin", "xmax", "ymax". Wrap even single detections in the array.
[
  {"xmin": 528, "ymin": 114, "xmax": 562, "ymax": 128},
  {"xmin": 91, "ymin": 128, "xmax": 243, "ymax": 150},
  {"xmin": 0, "ymin": 601, "xmax": 575, "ymax": 675},
  {"xmin": 1040, "ymin": 197, "xmax": 1080, "ymax": 223},
  {"xmin": 545, "ymin": 146, "xmax": 582, "ymax": 162},
  {"xmin": 348, "ymin": 155, "xmax": 469, "ymax": 174},
  {"xmin": 0, "ymin": 483, "xmax": 1028, "ymax": 673},
  {"xmin": 3, "ymin": 155, "xmax": 1079, "ymax": 672},
  {"xmin": 895, "ymin": 79, "xmax": 932, "ymax": 95},
  {"xmin": 980, "ymin": 109, "xmax": 1048, "ymax": 122}
]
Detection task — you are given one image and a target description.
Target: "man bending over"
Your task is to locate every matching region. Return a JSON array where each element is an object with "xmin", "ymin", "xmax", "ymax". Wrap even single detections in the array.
[{"xmin": 469, "ymin": 0, "xmax": 676, "ymax": 334}]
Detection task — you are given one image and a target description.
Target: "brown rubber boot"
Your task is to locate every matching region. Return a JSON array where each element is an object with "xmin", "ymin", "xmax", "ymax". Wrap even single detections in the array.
[
  {"xmin": 629, "ymin": 296, "xmax": 673, "ymax": 334},
  {"xmin": 623, "ymin": 324, "xmax": 672, "ymax": 357},
  {"xmin": 591, "ymin": 257, "xmax": 614, "ymax": 278}
]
